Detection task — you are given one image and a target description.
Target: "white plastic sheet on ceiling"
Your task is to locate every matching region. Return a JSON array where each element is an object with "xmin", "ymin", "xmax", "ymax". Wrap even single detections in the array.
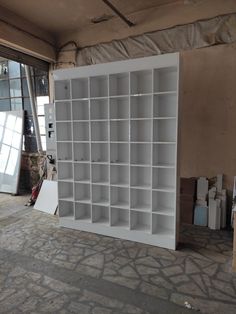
[{"xmin": 56, "ymin": 13, "xmax": 236, "ymax": 68}]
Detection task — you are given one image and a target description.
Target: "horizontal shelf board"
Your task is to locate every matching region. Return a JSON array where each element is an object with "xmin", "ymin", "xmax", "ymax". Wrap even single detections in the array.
[
  {"xmin": 58, "ymin": 178, "xmax": 73, "ymax": 182},
  {"xmin": 153, "ymin": 186, "xmax": 175, "ymax": 192},
  {"xmin": 60, "ymin": 215, "xmax": 74, "ymax": 220},
  {"xmin": 130, "ymin": 93, "xmax": 153, "ymax": 97},
  {"xmin": 73, "ymin": 119, "xmax": 90, "ymax": 122},
  {"xmin": 91, "ymin": 141, "xmax": 109, "ymax": 144},
  {"xmin": 75, "ymin": 180, "xmax": 90, "ymax": 184},
  {"xmin": 110, "ymin": 162, "xmax": 129, "ymax": 166},
  {"xmin": 110, "ymin": 119, "xmax": 129, "ymax": 121},
  {"xmin": 59, "ymin": 197, "xmax": 74, "ymax": 201},
  {"xmin": 57, "ymin": 140, "xmax": 73, "ymax": 143},
  {"xmin": 90, "ymin": 96, "xmax": 109, "ymax": 100},
  {"xmin": 74, "ymin": 161, "xmax": 90, "ymax": 163},
  {"xmin": 153, "ymin": 141, "xmax": 176, "ymax": 144},
  {"xmin": 109, "ymin": 95, "xmax": 129, "ymax": 99},
  {"xmin": 91, "ymin": 161, "xmax": 109, "ymax": 165},
  {"xmin": 73, "ymin": 141, "xmax": 90, "ymax": 143},
  {"xmin": 131, "ymin": 184, "xmax": 151, "ymax": 190},
  {"xmin": 72, "ymin": 97, "xmax": 89, "ymax": 101},
  {"xmin": 131, "ymin": 206, "xmax": 151, "ymax": 212},
  {"xmin": 130, "ymin": 141, "xmax": 152, "ymax": 144},
  {"xmin": 92, "ymin": 200, "xmax": 109, "ymax": 206},
  {"xmin": 110, "ymin": 183, "xmax": 129, "ymax": 188},
  {"xmin": 153, "ymin": 117, "xmax": 176, "ymax": 120},
  {"xmin": 55, "ymin": 98, "xmax": 71, "ymax": 102},
  {"xmin": 152, "ymin": 208, "xmax": 175, "ymax": 216},
  {"xmin": 90, "ymin": 119, "xmax": 109, "ymax": 122},
  {"xmin": 76, "ymin": 198, "xmax": 91, "ymax": 203},
  {"xmin": 130, "ymin": 118, "xmax": 152, "ymax": 121},
  {"xmin": 154, "ymin": 91, "xmax": 177, "ymax": 95},
  {"xmin": 111, "ymin": 202, "xmax": 129, "ymax": 209},
  {"xmin": 92, "ymin": 181, "xmax": 109, "ymax": 186},
  {"xmin": 130, "ymin": 163, "xmax": 151, "ymax": 167},
  {"xmin": 152, "ymin": 163, "xmax": 175, "ymax": 168}
]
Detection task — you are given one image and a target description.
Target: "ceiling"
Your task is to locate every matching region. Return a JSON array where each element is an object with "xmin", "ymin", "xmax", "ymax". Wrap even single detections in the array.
[{"xmin": 0, "ymin": 0, "xmax": 179, "ymax": 35}]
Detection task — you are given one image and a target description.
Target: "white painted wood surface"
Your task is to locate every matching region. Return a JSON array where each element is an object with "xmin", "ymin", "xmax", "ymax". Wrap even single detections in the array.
[
  {"xmin": 34, "ymin": 180, "xmax": 58, "ymax": 214},
  {"xmin": 53, "ymin": 53, "xmax": 179, "ymax": 250},
  {"xmin": 0, "ymin": 110, "xmax": 24, "ymax": 194}
]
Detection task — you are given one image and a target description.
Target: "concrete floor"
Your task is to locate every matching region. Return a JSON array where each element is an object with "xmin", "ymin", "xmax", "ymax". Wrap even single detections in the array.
[{"xmin": 0, "ymin": 194, "xmax": 236, "ymax": 314}]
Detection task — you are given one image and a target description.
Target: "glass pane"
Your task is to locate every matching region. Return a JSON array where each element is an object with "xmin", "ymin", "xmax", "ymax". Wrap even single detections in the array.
[
  {"xmin": 0, "ymin": 99, "xmax": 10, "ymax": 111},
  {"xmin": 8, "ymin": 61, "xmax": 21, "ymax": 78},
  {"xmin": 23, "ymin": 98, "xmax": 32, "ymax": 114},
  {"xmin": 0, "ymin": 80, "xmax": 10, "ymax": 98},
  {"xmin": 0, "ymin": 61, "xmax": 9, "ymax": 79},
  {"xmin": 22, "ymin": 77, "xmax": 29, "ymax": 97},
  {"xmin": 35, "ymin": 75, "xmax": 48, "ymax": 96},
  {"xmin": 38, "ymin": 116, "xmax": 45, "ymax": 134},
  {"xmin": 10, "ymin": 79, "xmax": 22, "ymax": 97},
  {"xmin": 37, "ymin": 96, "xmax": 49, "ymax": 115},
  {"xmin": 41, "ymin": 135, "xmax": 46, "ymax": 151},
  {"xmin": 20, "ymin": 64, "xmax": 26, "ymax": 77},
  {"xmin": 11, "ymin": 98, "xmax": 23, "ymax": 111}
]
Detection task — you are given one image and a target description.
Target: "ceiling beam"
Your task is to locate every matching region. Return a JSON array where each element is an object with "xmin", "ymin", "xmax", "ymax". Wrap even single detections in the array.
[{"xmin": 102, "ymin": 0, "xmax": 135, "ymax": 27}]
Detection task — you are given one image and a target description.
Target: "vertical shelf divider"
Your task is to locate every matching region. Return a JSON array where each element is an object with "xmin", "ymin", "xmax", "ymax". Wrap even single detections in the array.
[
  {"xmin": 128, "ymin": 72, "xmax": 131, "ymax": 231},
  {"xmin": 108, "ymin": 75, "xmax": 111, "ymax": 226}
]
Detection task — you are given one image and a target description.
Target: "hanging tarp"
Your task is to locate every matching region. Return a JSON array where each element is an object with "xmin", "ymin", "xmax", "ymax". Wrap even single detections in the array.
[{"xmin": 56, "ymin": 13, "xmax": 236, "ymax": 68}]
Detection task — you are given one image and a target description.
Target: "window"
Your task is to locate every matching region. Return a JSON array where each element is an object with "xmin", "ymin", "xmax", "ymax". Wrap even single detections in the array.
[{"xmin": 0, "ymin": 58, "xmax": 49, "ymax": 152}]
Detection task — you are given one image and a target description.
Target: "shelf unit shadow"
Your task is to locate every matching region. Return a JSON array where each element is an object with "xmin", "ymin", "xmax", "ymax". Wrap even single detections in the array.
[{"xmin": 54, "ymin": 53, "xmax": 179, "ymax": 250}]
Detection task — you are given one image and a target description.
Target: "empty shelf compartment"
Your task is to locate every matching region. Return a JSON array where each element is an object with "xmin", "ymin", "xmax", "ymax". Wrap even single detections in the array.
[
  {"xmin": 153, "ymin": 119, "xmax": 176, "ymax": 142},
  {"xmin": 131, "ymin": 143, "xmax": 151, "ymax": 165},
  {"xmin": 90, "ymin": 75, "xmax": 108, "ymax": 97},
  {"xmin": 73, "ymin": 121, "xmax": 89, "ymax": 141},
  {"xmin": 74, "ymin": 163, "xmax": 90, "ymax": 182},
  {"xmin": 56, "ymin": 122, "xmax": 72, "ymax": 141},
  {"xmin": 75, "ymin": 183, "xmax": 90, "ymax": 202},
  {"xmin": 91, "ymin": 143, "xmax": 108, "ymax": 163},
  {"xmin": 110, "ymin": 143, "xmax": 129, "ymax": 164},
  {"xmin": 90, "ymin": 98, "xmax": 108, "ymax": 120},
  {"xmin": 55, "ymin": 101, "xmax": 71, "ymax": 121},
  {"xmin": 92, "ymin": 164, "xmax": 109, "ymax": 184},
  {"xmin": 58, "ymin": 181, "xmax": 73, "ymax": 200},
  {"xmin": 58, "ymin": 200, "xmax": 74, "ymax": 218},
  {"xmin": 152, "ymin": 214, "xmax": 174, "ymax": 236},
  {"xmin": 92, "ymin": 185, "xmax": 109, "ymax": 205},
  {"xmin": 131, "ymin": 120, "xmax": 151, "ymax": 142},
  {"xmin": 131, "ymin": 95, "xmax": 152, "ymax": 119},
  {"xmin": 130, "ymin": 70, "xmax": 152, "ymax": 95},
  {"xmin": 55, "ymin": 80, "xmax": 70, "ymax": 100},
  {"xmin": 154, "ymin": 67, "xmax": 177, "ymax": 93},
  {"xmin": 131, "ymin": 166, "xmax": 151, "ymax": 188},
  {"xmin": 111, "ymin": 186, "xmax": 129, "ymax": 208},
  {"xmin": 153, "ymin": 143, "xmax": 176, "ymax": 167},
  {"xmin": 110, "ymin": 97, "xmax": 129, "ymax": 119},
  {"xmin": 73, "ymin": 142, "xmax": 90, "ymax": 162},
  {"xmin": 110, "ymin": 165, "xmax": 129, "ymax": 186},
  {"xmin": 58, "ymin": 162, "xmax": 73, "ymax": 181},
  {"xmin": 75, "ymin": 203, "xmax": 91, "ymax": 221},
  {"xmin": 57, "ymin": 142, "xmax": 72, "ymax": 161},
  {"xmin": 131, "ymin": 211, "xmax": 151, "ymax": 232},
  {"xmin": 111, "ymin": 207, "xmax": 129, "ymax": 228},
  {"xmin": 152, "ymin": 191, "xmax": 175, "ymax": 215},
  {"xmin": 109, "ymin": 73, "xmax": 129, "ymax": 96},
  {"xmin": 92, "ymin": 205, "xmax": 109, "ymax": 224},
  {"xmin": 110, "ymin": 120, "xmax": 129, "ymax": 142},
  {"xmin": 153, "ymin": 94, "xmax": 177, "ymax": 118},
  {"xmin": 71, "ymin": 78, "xmax": 88, "ymax": 99},
  {"xmin": 152, "ymin": 168, "xmax": 176, "ymax": 191},
  {"xmin": 131, "ymin": 189, "xmax": 151, "ymax": 211},
  {"xmin": 91, "ymin": 121, "xmax": 108, "ymax": 141},
  {"xmin": 72, "ymin": 100, "xmax": 89, "ymax": 120}
]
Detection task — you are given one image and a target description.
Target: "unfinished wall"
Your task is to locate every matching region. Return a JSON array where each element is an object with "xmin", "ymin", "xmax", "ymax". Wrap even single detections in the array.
[{"xmin": 180, "ymin": 43, "xmax": 236, "ymax": 190}]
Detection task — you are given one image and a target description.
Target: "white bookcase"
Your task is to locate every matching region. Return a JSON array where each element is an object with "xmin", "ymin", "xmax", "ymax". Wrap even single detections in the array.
[{"xmin": 54, "ymin": 53, "xmax": 179, "ymax": 250}]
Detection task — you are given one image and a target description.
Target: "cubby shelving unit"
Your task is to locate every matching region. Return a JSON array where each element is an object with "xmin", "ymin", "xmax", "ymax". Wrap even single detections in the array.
[{"xmin": 54, "ymin": 53, "xmax": 179, "ymax": 250}]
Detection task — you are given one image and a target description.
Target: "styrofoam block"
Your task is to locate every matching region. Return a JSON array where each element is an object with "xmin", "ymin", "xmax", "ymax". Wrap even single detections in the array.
[
  {"xmin": 194, "ymin": 205, "xmax": 208, "ymax": 226},
  {"xmin": 208, "ymin": 198, "xmax": 221, "ymax": 230},
  {"xmin": 197, "ymin": 177, "xmax": 208, "ymax": 200},
  {"xmin": 219, "ymin": 189, "xmax": 227, "ymax": 228},
  {"xmin": 196, "ymin": 199, "xmax": 207, "ymax": 207},
  {"xmin": 216, "ymin": 174, "xmax": 223, "ymax": 193},
  {"xmin": 208, "ymin": 187, "xmax": 216, "ymax": 199}
]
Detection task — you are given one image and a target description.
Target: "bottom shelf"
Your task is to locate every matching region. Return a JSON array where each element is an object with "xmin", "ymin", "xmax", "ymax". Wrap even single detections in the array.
[
  {"xmin": 111, "ymin": 207, "xmax": 129, "ymax": 229},
  {"xmin": 152, "ymin": 214, "xmax": 175, "ymax": 237},
  {"xmin": 92, "ymin": 205, "xmax": 109, "ymax": 225},
  {"xmin": 58, "ymin": 200, "xmax": 74, "ymax": 218},
  {"xmin": 130, "ymin": 211, "xmax": 151, "ymax": 233},
  {"xmin": 75, "ymin": 202, "xmax": 91, "ymax": 222}
]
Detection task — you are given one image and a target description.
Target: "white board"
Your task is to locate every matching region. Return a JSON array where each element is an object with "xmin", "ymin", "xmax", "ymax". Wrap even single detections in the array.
[
  {"xmin": 0, "ymin": 110, "xmax": 24, "ymax": 194},
  {"xmin": 34, "ymin": 180, "xmax": 58, "ymax": 214}
]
